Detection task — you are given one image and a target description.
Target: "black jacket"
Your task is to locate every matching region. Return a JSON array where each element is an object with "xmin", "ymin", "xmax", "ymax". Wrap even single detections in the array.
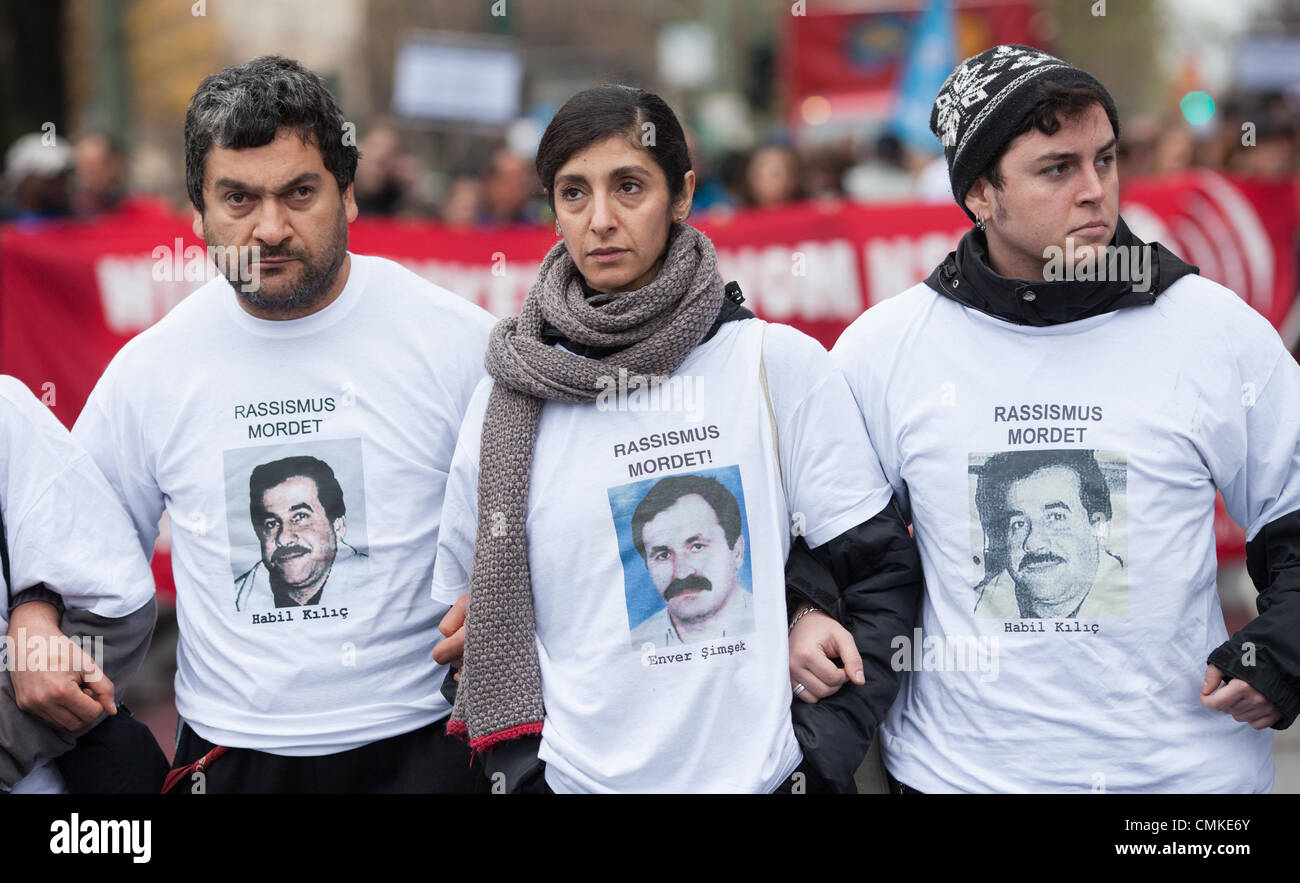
[
  {"xmin": 784, "ymin": 497, "xmax": 923, "ymax": 791},
  {"xmin": 1208, "ymin": 509, "xmax": 1300, "ymax": 729}
]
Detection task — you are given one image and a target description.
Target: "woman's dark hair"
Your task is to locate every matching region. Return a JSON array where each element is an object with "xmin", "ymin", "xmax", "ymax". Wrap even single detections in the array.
[{"xmin": 535, "ymin": 85, "xmax": 691, "ymax": 211}]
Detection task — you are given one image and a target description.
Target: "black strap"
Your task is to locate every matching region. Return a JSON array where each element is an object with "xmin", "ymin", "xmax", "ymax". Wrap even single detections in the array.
[{"xmin": 0, "ymin": 499, "xmax": 11, "ymax": 606}]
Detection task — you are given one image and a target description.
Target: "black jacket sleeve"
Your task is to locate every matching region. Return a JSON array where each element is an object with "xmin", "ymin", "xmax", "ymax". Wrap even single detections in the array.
[
  {"xmin": 1207, "ymin": 506, "xmax": 1300, "ymax": 729},
  {"xmin": 0, "ymin": 597, "xmax": 157, "ymax": 787},
  {"xmin": 786, "ymin": 494, "xmax": 924, "ymax": 792}
]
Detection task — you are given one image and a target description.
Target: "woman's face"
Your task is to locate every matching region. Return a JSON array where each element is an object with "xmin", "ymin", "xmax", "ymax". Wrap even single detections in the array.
[
  {"xmin": 745, "ymin": 145, "xmax": 798, "ymax": 206},
  {"xmin": 552, "ymin": 133, "xmax": 694, "ymax": 293}
]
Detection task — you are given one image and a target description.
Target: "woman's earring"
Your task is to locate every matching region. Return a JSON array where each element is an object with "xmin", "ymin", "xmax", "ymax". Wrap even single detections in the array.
[{"xmin": 555, "ymin": 221, "xmax": 562, "ymax": 236}]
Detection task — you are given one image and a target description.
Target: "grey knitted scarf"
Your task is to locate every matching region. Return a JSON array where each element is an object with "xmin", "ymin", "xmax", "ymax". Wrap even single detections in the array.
[{"xmin": 447, "ymin": 222, "xmax": 725, "ymax": 751}]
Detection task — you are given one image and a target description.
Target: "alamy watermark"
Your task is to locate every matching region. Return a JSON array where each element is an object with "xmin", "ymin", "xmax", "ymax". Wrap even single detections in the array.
[
  {"xmin": 49, "ymin": 814, "xmax": 150, "ymax": 863},
  {"xmin": 890, "ymin": 627, "xmax": 1000, "ymax": 683},
  {"xmin": 0, "ymin": 628, "xmax": 104, "ymax": 680},
  {"xmin": 1042, "ymin": 239, "xmax": 1153, "ymax": 293},
  {"xmin": 151, "ymin": 239, "xmax": 261, "ymax": 293},
  {"xmin": 595, "ymin": 367, "xmax": 704, "ymax": 421}
]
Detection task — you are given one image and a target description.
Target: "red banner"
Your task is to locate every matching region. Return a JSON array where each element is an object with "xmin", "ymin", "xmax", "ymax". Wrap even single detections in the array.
[
  {"xmin": 782, "ymin": 1, "xmax": 1045, "ymax": 123},
  {"xmin": 1, "ymin": 173, "xmax": 1295, "ymax": 589},
  {"xmin": 1121, "ymin": 173, "xmax": 1300, "ymax": 334}
]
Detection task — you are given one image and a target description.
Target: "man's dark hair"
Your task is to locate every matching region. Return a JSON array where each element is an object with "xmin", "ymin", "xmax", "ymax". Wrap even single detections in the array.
[
  {"xmin": 980, "ymin": 79, "xmax": 1120, "ymax": 190},
  {"xmin": 535, "ymin": 84, "xmax": 691, "ymax": 212},
  {"xmin": 249, "ymin": 455, "xmax": 346, "ymax": 525},
  {"xmin": 974, "ymin": 449, "xmax": 1111, "ymax": 576},
  {"xmin": 185, "ymin": 55, "xmax": 359, "ymax": 211},
  {"xmin": 631, "ymin": 475, "xmax": 742, "ymax": 561}
]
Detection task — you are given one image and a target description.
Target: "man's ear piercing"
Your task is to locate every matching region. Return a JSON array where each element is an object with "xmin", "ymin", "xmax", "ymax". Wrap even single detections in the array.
[{"xmin": 976, "ymin": 215, "xmax": 987, "ymax": 232}]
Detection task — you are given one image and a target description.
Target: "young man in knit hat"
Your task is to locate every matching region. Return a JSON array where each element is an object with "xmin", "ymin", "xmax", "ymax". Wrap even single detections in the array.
[{"xmin": 828, "ymin": 44, "xmax": 1300, "ymax": 792}]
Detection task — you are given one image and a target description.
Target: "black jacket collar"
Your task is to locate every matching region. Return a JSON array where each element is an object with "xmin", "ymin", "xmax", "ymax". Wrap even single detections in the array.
[{"xmin": 925, "ymin": 216, "xmax": 1198, "ymax": 326}]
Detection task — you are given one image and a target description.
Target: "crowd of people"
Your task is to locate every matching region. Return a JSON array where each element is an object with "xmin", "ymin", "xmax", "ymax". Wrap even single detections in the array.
[{"xmin": 4, "ymin": 89, "xmax": 1296, "ymax": 227}]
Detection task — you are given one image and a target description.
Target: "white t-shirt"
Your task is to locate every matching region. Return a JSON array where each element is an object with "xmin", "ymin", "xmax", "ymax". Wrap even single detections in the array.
[
  {"xmin": 832, "ymin": 274, "xmax": 1300, "ymax": 792},
  {"xmin": 0, "ymin": 375, "xmax": 156, "ymax": 793},
  {"xmin": 432, "ymin": 319, "xmax": 893, "ymax": 793},
  {"xmin": 72, "ymin": 254, "xmax": 494, "ymax": 754}
]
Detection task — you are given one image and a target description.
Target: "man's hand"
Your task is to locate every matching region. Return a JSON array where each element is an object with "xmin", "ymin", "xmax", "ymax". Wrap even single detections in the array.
[
  {"xmin": 7, "ymin": 600, "xmax": 115, "ymax": 730},
  {"xmin": 1201, "ymin": 664, "xmax": 1281, "ymax": 729},
  {"xmin": 432, "ymin": 595, "xmax": 467, "ymax": 681},
  {"xmin": 789, "ymin": 606, "xmax": 865, "ymax": 704}
]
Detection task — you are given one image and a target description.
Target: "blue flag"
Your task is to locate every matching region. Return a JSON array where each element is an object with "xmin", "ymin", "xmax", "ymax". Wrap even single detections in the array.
[{"xmin": 892, "ymin": 0, "xmax": 956, "ymax": 154}]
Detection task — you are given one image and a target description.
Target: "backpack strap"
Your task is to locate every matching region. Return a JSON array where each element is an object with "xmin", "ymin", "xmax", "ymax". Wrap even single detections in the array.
[{"xmin": 758, "ymin": 323, "xmax": 784, "ymax": 489}]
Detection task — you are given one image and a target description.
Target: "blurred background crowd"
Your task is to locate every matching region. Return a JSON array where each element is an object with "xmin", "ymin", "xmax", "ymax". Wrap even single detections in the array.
[{"xmin": 2, "ymin": 0, "xmax": 1298, "ymax": 225}]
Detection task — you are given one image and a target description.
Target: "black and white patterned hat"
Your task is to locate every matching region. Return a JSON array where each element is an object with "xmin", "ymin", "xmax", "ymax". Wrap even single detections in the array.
[{"xmin": 930, "ymin": 44, "xmax": 1120, "ymax": 222}]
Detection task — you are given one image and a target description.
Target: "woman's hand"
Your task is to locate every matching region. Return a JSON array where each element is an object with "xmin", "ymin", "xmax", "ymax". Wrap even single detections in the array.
[
  {"xmin": 432, "ymin": 595, "xmax": 468, "ymax": 681},
  {"xmin": 788, "ymin": 605, "xmax": 864, "ymax": 704}
]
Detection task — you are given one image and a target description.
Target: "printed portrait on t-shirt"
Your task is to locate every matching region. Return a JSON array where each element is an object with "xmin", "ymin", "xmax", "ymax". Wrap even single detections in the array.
[
  {"xmin": 608, "ymin": 466, "xmax": 756, "ymax": 649},
  {"xmin": 970, "ymin": 449, "xmax": 1128, "ymax": 619},
  {"xmin": 223, "ymin": 438, "xmax": 370, "ymax": 613}
]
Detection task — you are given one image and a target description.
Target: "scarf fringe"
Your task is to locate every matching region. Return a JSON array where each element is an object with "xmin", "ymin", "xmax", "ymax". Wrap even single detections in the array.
[{"xmin": 446, "ymin": 718, "xmax": 544, "ymax": 755}]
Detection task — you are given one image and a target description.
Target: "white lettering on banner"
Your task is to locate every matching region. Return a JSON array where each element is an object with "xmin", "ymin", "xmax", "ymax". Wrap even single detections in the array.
[
  {"xmin": 95, "ymin": 256, "xmax": 195, "ymax": 334},
  {"xmin": 78, "ymin": 174, "xmax": 1283, "ymax": 335},
  {"xmin": 85, "ymin": 228, "xmax": 1096, "ymax": 334},
  {"xmin": 93, "ymin": 237, "xmax": 919, "ymax": 330},
  {"xmin": 714, "ymin": 240, "xmax": 861, "ymax": 320},
  {"xmin": 864, "ymin": 231, "xmax": 967, "ymax": 305},
  {"xmin": 397, "ymin": 258, "xmax": 532, "ymax": 317}
]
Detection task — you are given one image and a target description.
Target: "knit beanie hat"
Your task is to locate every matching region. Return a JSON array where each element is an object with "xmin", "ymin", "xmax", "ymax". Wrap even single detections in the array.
[{"xmin": 930, "ymin": 44, "xmax": 1120, "ymax": 222}]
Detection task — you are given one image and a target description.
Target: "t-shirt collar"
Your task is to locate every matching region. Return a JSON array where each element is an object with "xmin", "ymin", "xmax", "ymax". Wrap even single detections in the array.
[{"xmin": 220, "ymin": 251, "xmax": 369, "ymax": 338}]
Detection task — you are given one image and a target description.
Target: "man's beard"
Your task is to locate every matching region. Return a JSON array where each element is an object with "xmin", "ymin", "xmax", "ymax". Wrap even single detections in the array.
[{"xmin": 206, "ymin": 207, "xmax": 349, "ymax": 315}]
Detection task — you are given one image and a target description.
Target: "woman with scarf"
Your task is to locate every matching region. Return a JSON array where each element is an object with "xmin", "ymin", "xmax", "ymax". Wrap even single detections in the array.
[{"xmin": 431, "ymin": 85, "xmax": 922, "ymax": 793}]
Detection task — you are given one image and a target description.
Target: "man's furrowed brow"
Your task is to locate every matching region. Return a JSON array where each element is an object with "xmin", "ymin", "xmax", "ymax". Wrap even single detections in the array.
[
  {"xmin": 275, "ymin": 172, "xmax": 322, "ymax": 193},
  {"xmin": 213, "ymin": 171, "xmax": 322, "ymax": 194},
  {"xmin": 213, "ymin": 176, "xmax": 254, "ymax": 193},
  {"xmin": 288, "ymin": 502, "xmax": 315, "ymax": 513}
]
